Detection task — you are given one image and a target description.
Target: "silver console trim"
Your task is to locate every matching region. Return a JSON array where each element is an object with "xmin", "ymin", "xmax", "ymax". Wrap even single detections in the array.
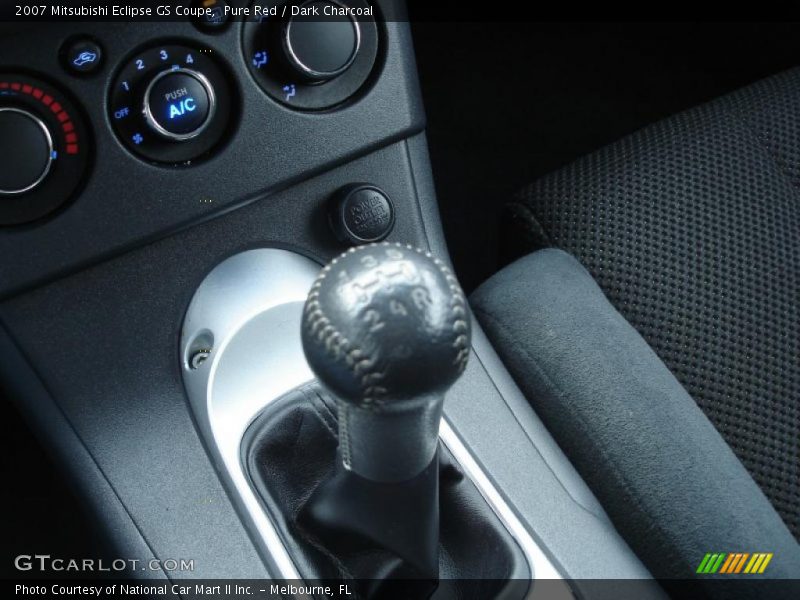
[
  {"xmin": 439, "ymin": 421, "xmax": 562, "ymax": 583},
  {"xmin": 180, "ymin": 248, "xmax": 566, "ymax": 592}
]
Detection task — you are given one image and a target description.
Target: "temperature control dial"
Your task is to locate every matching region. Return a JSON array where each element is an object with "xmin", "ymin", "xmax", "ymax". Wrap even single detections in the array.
[
  {"xmin": 109, "ymin": 44, "xmax": 233, "ymax": 164},
  {"xmin": 0, "ymin": 74, "xmax": 90, "ymax": 225},
  {"xmin": 0, "ymin": 107, "xmax": 53, "ymax": 195}
]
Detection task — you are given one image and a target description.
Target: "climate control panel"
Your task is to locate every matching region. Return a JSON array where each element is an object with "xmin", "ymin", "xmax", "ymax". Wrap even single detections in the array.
[
  {"xmin": 108, "ymin": 44, "xmax": 233, "ymax": 164},
  {"xmin": 0, "ymin": 6, "xmax": 385, "ymax": 230}
]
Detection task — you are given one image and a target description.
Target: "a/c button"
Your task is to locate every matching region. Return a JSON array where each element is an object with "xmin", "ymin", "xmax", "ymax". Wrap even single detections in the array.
[{"xmin": 144, "ymin": 69, "xmax": 215, "ymax": 141}]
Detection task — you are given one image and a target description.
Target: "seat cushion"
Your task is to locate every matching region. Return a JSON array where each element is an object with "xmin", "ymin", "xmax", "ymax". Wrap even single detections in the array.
[
  {"xmin": 471, "ymin": 250, "xmax": 800, "ymax": 588},
  {"xmin": 504, "ymin": 68, "xmax": 800, "ymax": 540}
]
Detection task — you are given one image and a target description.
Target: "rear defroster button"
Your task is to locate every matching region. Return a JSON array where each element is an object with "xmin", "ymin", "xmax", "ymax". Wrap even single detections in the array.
[{"xmin": 143, "ymin": 68, "xmax": 215, "ymax": 141}]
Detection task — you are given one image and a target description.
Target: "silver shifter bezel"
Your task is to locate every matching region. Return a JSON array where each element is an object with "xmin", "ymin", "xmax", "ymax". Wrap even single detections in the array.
[{"xmin": 180, "ymin": 248, "xmax": 565, "ymax": 590}]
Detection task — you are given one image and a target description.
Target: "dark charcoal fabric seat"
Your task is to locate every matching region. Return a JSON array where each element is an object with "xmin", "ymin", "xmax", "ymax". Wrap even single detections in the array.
[{"xmin": 471, "ymin": 69, "xmax": 800, "ymax": 585}]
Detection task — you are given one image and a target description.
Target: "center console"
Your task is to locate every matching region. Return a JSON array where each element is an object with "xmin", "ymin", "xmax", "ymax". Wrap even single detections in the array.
[{"xmin": 0, "ymin": 3, "xmax": 661, "ymax": 598}]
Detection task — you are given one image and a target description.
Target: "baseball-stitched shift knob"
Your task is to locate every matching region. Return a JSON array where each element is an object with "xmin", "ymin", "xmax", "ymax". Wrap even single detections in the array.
[{"xmin": 302, "ymin": 242, "xmax": 471, "ymax": 482}]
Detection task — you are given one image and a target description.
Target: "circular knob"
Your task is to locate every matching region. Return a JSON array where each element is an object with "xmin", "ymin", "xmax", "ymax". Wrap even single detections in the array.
[
  {"xmin": 143, "ymin": 68, "xmax": 216, "ymax": 141},
  {"xmin": 0, "ymin": 107, "xmax": 54, "ymax": 195},
  {"xmin": 302, "ymin": 243, "xmax": 471, "ymax": 482},
  {"xmin": 283, "ymin": 0, "xmax": 360, "ymax": 82},
  {"xmin": 329, "ymin": 183, "xmax": 395, "ymax": 245}
]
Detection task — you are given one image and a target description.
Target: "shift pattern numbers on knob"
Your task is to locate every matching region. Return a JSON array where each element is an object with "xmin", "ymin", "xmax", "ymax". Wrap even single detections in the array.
[{"xmin": 303, "ymin": 243, "xmax": 471, "ymax": 408}]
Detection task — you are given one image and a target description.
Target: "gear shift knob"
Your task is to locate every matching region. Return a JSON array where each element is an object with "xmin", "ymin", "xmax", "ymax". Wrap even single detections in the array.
[{"xmin": 302, "ymin": 242, "xmax": 471, "ymax": 482}]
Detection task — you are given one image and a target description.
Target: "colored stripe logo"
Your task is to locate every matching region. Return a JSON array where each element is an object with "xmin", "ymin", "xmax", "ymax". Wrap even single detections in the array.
[{"xmin": 696, "ymin": 552, "xmax": 773, "ymax": 574}]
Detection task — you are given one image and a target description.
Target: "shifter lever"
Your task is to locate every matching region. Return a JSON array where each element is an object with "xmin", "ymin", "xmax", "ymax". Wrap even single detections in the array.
[
  {"xmin": 241, "ymin": 244, "xmax": 525, "ymax": 592},
  {"xmin": 302, "ymin": 242, "xmax": 471, "ymax": 482}
]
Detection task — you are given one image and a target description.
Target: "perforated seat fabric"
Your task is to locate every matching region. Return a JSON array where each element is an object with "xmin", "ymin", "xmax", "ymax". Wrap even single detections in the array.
[{"xmin": 504, "ymin": 68, "xmax": 800, "ymax": 540}]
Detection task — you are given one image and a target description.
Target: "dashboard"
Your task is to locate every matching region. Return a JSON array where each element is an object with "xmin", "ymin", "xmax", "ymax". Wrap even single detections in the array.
[{"xmin": 0, "ymin": 1, "xmax": 420, "ymax": 298}]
